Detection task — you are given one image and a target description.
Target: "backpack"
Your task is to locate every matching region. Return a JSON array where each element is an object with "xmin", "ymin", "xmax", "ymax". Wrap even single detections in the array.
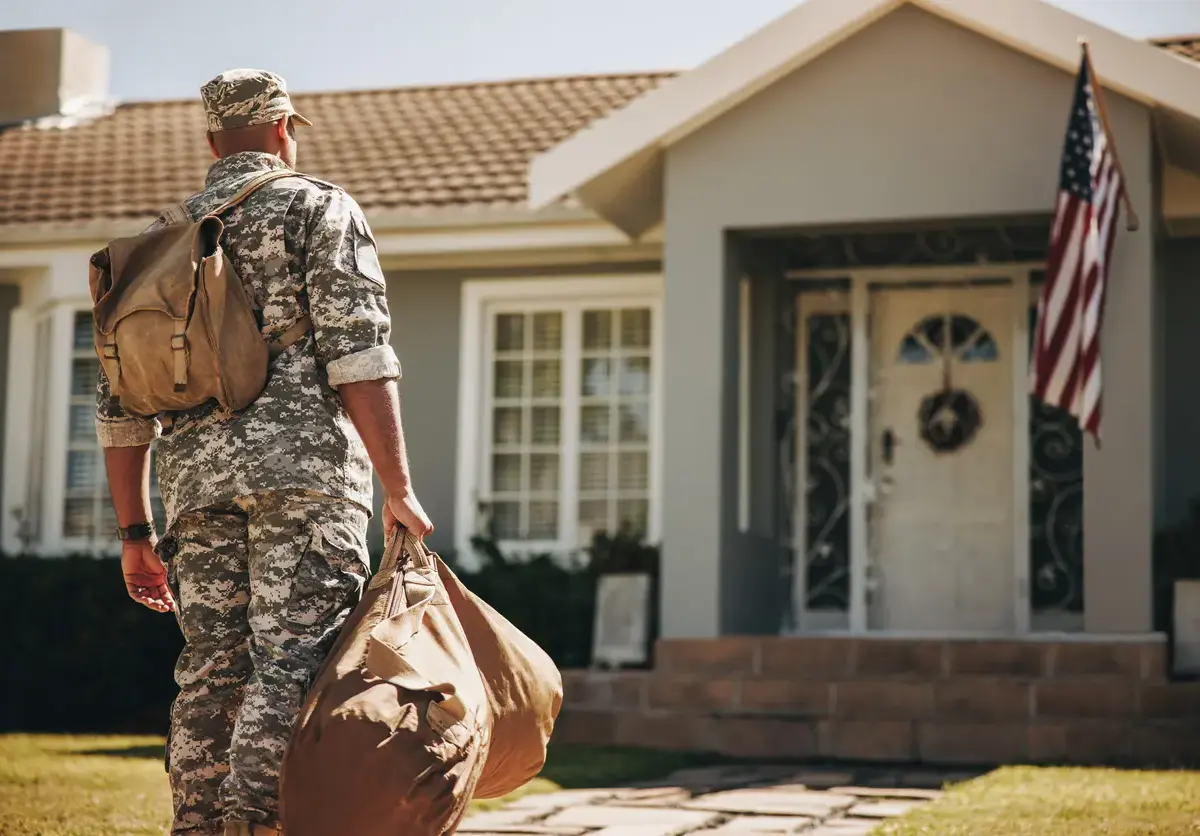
[
  {"xmin": 88, "ymin": 169, "xmax": 313, "ymax": 418},
  {"xmin": 280, "ymin": 531, "xmax": 563, "ymax": 836}
]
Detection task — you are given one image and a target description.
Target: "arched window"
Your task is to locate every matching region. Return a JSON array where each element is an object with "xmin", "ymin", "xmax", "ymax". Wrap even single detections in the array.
[{"xmin": 897, "ymin": 313, "xmax": 998, "ymax": 365}]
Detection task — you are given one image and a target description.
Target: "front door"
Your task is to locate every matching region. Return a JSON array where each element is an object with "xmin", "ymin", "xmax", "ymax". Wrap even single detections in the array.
[{"xmin": 869, "ymin": 285, "xmax": 1013, "ymax": 632}]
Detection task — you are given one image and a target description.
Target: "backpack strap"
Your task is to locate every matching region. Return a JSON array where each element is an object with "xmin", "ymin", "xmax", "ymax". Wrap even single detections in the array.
[
  {"xmin": 160, "ymin": 202, "xmax": 191, "ymax": 226},
  {"xmin": 209, "ymin": 168, "xmax": 327, "ymax": 218},
  {"xmin": 268, "ymin": 314, "xmax": 313, "ymax": 359},
  {"xmin": 171, "ymin": 320, "xmax": 188, "ymax": 392}
]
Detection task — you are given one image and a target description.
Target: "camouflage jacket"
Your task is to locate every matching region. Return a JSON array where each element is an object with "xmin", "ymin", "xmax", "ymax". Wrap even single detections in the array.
[{"xmin": 95, "ymin": 152, "xmax": 400, "ymax": 526}]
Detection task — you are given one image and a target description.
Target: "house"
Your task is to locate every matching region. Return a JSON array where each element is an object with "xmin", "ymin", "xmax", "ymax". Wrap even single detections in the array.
[{"xmin": 6, "ymin": 0, "xmax": 1200, "ymax": 763}]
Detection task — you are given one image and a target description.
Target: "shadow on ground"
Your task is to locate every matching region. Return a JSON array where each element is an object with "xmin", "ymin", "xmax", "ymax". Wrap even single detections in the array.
[{"xmin": 77, "ymin": 744, "xmax": 165, "ymax": 759}]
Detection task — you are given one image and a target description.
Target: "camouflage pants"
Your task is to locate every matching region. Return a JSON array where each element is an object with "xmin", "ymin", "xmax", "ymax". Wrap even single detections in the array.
[{"xmin": 160, "ymin": 490, "xmax": 370, "ymax": 835}]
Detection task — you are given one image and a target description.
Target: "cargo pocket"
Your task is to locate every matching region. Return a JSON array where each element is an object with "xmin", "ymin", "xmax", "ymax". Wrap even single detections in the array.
[{"xmin": 285, "ymin": 519, "xmax": 367, "ymax": 631}]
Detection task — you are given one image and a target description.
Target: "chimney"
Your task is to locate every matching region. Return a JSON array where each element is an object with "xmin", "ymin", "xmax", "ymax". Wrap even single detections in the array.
[{"xmin": 0, "ymin": 28, "xmax": 110, "ymax": 126}]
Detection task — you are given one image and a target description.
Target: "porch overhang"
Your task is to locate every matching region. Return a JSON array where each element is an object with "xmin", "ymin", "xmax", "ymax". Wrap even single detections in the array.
[{"xmin": 528, "ymin": 0, "xmax": 1200, "ymax": 239}]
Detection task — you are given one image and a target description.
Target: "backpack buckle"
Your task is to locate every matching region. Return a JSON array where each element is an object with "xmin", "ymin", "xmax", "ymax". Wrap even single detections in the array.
[
  {"xmin": 170, "ymin": 334, "xmax": 187, "ymax": 350},
  {"xmin": 102, "ymin": 343, "xmax": 119, "ymax": 359}
]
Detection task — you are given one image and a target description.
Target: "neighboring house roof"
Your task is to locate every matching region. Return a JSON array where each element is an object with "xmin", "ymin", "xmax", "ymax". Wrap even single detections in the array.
[
  {"xmin": 529, "ymin": 0, "xmax": 1200, "ymax": 236},
  {"xmin": 0, "ymin": 73, "xmax": 671, "ymax": 230},
  {"xmin": 1153, "ymin": 35, "xmax": 1200, "ymax": 63}
]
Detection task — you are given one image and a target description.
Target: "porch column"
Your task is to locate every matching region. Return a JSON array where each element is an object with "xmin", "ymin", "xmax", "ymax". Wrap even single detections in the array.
[
  {"xmin": 659, "ymin": 227, "xmax": 732, "ymax": 638},
  {"xmin": 661, "ymin": 225, "xmax": 782, "ymax": 638},
  {"xmin": 0, "ymin": 292, "xmax": 30, "ymax": 555},
  {"xmin": 1082, "ymin": 133, "xmax": 1156, "ymax": 633}
]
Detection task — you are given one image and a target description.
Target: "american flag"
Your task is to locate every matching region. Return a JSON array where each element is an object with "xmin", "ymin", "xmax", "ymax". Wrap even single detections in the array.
[{"xmin": 1030, "ymin": 49, "xmax": 1129, "ymax": 442}]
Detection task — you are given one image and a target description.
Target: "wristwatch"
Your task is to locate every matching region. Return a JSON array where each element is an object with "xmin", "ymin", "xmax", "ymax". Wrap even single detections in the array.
[{"xmin": 116, "ymin": 522, "xmax": 156, "ymax": 542}]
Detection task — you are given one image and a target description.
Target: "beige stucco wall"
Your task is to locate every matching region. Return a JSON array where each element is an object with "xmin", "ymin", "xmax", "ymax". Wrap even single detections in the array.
[{"xmin": 661, "ymin": 4, "xmax": 1158, "ymax": 637}]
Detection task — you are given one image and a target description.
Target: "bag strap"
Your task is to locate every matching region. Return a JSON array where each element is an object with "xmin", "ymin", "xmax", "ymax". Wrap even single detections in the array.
[
  {"xmin": 268, "ymin": 314, "xmax": 313, "ymax": 359},
  {"xmin": 160, "ymin": 202, "xmax": 191, "ymax": 226}
]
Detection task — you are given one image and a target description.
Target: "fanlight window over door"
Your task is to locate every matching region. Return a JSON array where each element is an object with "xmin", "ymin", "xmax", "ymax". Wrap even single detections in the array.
[{"xmin": 897, "ymin": 314, "xmax": 999, "ymax": 365}]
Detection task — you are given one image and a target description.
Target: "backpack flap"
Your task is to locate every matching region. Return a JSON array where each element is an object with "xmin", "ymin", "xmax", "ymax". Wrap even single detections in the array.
[
  {"xmin": 93, "ymin": 217, "xmax": 224, "ymax": 334},
  {"xmin": 90, "ymin": 217, "xmax": 224, "ymax": 412}
]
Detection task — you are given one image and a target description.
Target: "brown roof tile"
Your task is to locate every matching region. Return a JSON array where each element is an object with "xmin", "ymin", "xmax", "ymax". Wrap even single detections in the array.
[{"xmin": 0, "ymin": 73, "xmax": 673, "ymax": 228}]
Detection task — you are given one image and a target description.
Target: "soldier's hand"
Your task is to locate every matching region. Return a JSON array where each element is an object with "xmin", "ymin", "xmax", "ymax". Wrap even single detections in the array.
[
  {"xmin": 384, "ymin": 489, "xmax": 434, "ymax": 538},
  {"xmin": 121, "ymin": 540, "xmax": 175, "ymax": 613}
]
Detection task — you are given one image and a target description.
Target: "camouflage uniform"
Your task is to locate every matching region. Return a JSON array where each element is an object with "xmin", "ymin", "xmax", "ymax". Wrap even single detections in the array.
[{"xmin": 95, "ymin": 70, "xmax": 397, "ymax": 834}]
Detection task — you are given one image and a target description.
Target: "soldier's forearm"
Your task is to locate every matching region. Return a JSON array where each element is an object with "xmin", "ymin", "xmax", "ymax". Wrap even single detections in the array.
[
  {"xmin": 338, "ymin": 378, "xmax": 414, "ymax": 499},
  {"xmin": 104, "ymin": 444, "xmax": 155, "ymax": 529}
]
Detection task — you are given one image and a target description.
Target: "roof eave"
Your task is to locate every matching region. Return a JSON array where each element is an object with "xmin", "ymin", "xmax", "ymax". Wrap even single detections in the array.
[{"xmin": 0, "ymin": 202, "xmax": 609, "ymax": 248}]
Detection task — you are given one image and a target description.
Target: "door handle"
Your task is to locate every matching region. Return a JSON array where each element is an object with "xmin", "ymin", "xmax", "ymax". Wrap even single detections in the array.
[{"xmin": 881, "ymin": 428, "xmax": 897, "ymax": 465}]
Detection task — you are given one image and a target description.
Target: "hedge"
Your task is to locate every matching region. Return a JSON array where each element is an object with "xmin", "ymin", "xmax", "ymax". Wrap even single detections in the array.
[{"xmin": 1, "ymin": 532, "xmax": 658, "ymax": 734}]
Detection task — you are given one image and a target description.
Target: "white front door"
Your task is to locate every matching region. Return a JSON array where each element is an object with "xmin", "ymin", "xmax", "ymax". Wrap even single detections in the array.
[{"xmin": 868, "ymin": 285, "xmax": 1014, "ymax": 632}]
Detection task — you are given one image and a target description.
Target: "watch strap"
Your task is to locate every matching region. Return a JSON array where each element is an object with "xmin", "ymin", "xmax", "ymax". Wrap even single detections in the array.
[{"xmin": 117, "ymin": 522, "xmax": 156, "ymax": 541}]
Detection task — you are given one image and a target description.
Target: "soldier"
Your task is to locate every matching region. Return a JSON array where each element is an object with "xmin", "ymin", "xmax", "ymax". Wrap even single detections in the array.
[{"xmin": 95, "ymin": 69, "xmax": 433, "ymax": 836}]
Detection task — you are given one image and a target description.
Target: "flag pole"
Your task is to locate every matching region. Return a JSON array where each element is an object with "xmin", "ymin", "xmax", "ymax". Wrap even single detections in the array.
[{"xmin": 1078, "ymin": 37, "xmax": 1140, "ymax": 232}]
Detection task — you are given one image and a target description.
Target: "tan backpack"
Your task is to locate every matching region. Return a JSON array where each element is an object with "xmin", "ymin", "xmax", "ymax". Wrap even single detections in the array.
[
  {"xmin": 88, "ymin": 169, "xmax": 312, "ymax": 418},
  {"xmin": 281, "ymin": 531, "xmax": 563, "ymax": 835}
]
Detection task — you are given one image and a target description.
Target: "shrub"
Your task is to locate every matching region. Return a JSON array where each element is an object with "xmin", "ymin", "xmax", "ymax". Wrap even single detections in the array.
[
  {"xmin": 1, "ymin": 532, "xmax": 659, "ymax": 733},
  {"xmin": 1154, "ymin": 501, "xmax": 1200, "ymax": 634},
  {"xmin": 0, "ymin": 555, "xmax": 183, "ymax": 734},
  {"xmin": 448, "ymin": 530, "xmax": 659, "ymax": 670}
]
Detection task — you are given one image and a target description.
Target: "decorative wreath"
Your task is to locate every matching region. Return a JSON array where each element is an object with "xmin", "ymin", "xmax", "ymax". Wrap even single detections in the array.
[{"xmin": 917, "ymin": 388, "xmax": 983, "ymax": 453}]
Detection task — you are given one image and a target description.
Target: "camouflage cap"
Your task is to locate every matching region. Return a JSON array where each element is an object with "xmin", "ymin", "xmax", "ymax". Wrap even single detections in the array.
[{"xmin": 200, "ymin": 69, "xmax": 313, "ymax": 132}]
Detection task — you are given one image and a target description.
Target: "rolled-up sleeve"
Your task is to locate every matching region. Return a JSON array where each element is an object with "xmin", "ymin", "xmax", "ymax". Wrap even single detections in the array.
[
  {"xmin": 95, "ymin": 365, "xmax": 161, "ymax": 448},
  {"xmin": 304, "ymin": 189, "xmax": 401, "ymax": 389}
]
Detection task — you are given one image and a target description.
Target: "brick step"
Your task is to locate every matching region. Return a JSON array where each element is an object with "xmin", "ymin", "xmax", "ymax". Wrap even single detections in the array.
[
  {"xmin": 564, "ymin": 671, "xmax": 1200, "ymax": 723},
  {"xmin": 653, "ymin": 637, "xmax": 1167, "ymax": 682},
  {"xmin": 552, "ymin": 706, "xmax": 1200, "ymax": 766}
]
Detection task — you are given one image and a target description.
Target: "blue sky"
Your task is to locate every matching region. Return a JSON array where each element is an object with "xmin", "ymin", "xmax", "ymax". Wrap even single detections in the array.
[{"xmin": 3, "ymin": 0, "xmax": 1200, "ymax": 101}]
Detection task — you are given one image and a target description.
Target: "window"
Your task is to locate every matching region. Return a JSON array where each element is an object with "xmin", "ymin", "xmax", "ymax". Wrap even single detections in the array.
[
  {"xmin": 64, "ymin": 311, "xmax": 165, "ymax": 545},
  {"xmin": 896, "ymin": 313, "xmax": 998, "ymax": 365},
  {"xmin": 463, "ymin": 278, "xmax": 661, "ymax": 552}
]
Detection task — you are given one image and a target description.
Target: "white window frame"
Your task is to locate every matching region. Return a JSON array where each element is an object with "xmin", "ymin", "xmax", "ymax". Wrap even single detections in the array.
[
  {"xmin": 54, "ymin": 304, "xmax": 163, "ymax": 556},
  {"xmin": 455, "ymin": 274, "xmax": 664, "ymax": 559},
  {"xmin": 60, "ymin": 305, "xmax": 120, "ymax": 555}
]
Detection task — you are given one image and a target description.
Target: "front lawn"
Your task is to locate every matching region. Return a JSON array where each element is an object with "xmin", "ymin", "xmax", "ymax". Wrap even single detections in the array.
[
  {"xmin": 880, "ymin": 765, "xmax": 1200, "ymax": 836},
  {"xmin": 6, "ymin": 735, "xmax": 1200, "ymax": 835},
  {"xmin": 0, "ymin": 735, "xmax": 715, "ymax": 836}
]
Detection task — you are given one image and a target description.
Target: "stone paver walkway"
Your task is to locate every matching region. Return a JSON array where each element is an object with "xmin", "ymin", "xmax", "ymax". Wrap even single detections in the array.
[{"xmin": 461, "ymin": 765, "xmax": 979, "ymax": 835}]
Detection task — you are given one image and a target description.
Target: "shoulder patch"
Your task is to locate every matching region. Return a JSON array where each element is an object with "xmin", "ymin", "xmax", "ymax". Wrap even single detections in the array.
[{"xmin": 352, "ymin": 214, "xmax": 386, "ymax": 287}]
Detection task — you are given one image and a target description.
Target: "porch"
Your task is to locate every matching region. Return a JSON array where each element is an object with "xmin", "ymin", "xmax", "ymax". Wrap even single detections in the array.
[{"xmin": 657, "ymin": 219, "xmax": 1168, "ymax": 640}]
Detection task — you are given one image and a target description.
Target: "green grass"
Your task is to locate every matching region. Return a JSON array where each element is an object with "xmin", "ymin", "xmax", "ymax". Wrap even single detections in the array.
[
  {"xmin": 7, "ymin": 736, "xmax": 1200, "ymax": 836},
  {"xmin": 0, "ymin": 735, "xmax": 716, "ymax": 835},
  {"xmin": 879, "ymin": 765, "xmax": 1200, "ymax": 836}
]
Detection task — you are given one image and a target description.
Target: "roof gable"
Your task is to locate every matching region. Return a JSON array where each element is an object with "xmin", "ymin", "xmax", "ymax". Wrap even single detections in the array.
[{"xmin": 529, "ymin": 0, "xmax": 1200, "ymax": 236}]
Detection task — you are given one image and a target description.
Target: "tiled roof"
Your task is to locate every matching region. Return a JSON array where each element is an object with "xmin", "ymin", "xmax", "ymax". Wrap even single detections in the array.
[
  {"xmin": 4, "ymin": 33, "xmax": 1199, "ymax": 231},
  {"xmin": 1152, "ymin": 35, "xmax": 1200, "ymax": 63},
  {"xmin": 0, "ymin": 73, "xmax": 673, "ymax": 228}
]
